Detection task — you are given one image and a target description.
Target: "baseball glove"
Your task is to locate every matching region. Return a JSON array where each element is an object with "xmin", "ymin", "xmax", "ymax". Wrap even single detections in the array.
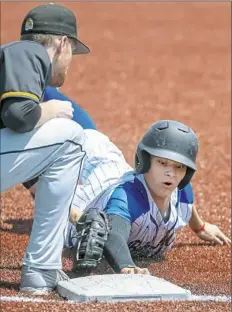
[{"xmin": 73, "ymin": 208, "xmax": 109, "ymax": 271}]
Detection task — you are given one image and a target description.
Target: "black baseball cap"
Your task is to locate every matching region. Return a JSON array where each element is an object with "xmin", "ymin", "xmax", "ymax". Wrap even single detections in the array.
[{"xmin": 21, "ymin": 3, "xmax": 90, "ymax": 55}]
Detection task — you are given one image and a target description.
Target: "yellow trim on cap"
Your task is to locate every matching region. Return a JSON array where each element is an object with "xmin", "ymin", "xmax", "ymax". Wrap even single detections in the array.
[{"xmin": 0, "ymin": 91, "xmax": 39, "ymax": 103}]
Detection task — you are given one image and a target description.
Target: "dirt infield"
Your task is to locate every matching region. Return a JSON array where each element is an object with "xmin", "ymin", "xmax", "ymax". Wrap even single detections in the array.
[{"xmin": 1, "ymin": 2, "xmax": 231, "ymax": 311}]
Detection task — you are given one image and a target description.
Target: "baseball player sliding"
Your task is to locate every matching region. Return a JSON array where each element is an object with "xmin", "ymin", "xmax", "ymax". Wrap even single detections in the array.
[
  {"xmin": 25, "ymin": 100, "xmax": 231, "ymax": 275},
  {"xmin": 1, "ymin": 4, "xmax": 229, "ymax": 296},
  {"xmin": 0, "ymin": 3, "xmax": 91, "ymax": 295},
  {"xmin": 63, "ymin": 120, "xmax": 231, "ymax": 275}
]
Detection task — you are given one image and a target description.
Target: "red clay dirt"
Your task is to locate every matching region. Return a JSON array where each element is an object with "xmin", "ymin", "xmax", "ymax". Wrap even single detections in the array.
[{"xmin": 0, "ymin": 2, "xmax": 231, "ymax": 312}]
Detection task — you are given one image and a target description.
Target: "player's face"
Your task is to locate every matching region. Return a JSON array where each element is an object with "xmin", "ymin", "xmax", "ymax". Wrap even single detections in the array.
[
  {"xmin": 50, "ymin": 36, "xmax": 73, "ymax": 87},
  {"xmin": 144, "ymin": 156, "xmax": 187, "ymax": 199}
]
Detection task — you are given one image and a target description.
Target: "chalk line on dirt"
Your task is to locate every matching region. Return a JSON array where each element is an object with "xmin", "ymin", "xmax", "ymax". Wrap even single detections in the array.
[{"xmin": 1, "ymin": 294, "xmax": 231, "ymax": 304}]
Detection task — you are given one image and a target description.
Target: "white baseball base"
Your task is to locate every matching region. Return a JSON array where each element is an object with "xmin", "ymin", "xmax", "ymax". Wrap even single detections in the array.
[{"xmin": 57, "ymin": 274, "xmax": 192, "ymax": 302}]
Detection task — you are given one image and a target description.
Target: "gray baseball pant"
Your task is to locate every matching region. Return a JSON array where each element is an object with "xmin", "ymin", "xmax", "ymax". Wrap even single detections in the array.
[{"xmin": 0, "ymin": 118, "xmax": 86, "ymax": 269}]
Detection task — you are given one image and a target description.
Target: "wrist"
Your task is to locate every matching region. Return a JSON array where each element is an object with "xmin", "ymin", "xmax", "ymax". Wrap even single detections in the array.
[
  {"xmin": 35, "ymin": 102, "xmax": 57, "ymax": 128},
  {"xmin": 191, "ymin": 223, "xmax": 205, "ymax": 233}
]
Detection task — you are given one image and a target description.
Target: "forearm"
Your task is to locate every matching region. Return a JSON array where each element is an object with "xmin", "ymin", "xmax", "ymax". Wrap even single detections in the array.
[
  {"xmin": 1, "ymin": 98, "xmax": 56, "ymax": 132},
  {"xmin": 103, "ymin": 214, "xmax": 136, "ymax": 273},
  {"xmin": 34, "ymin": 101, "xmax": 57, "ymax": 128},
  {"xmin": 188, "ymin": 204, "xmax": 204, "ymax": 231}
]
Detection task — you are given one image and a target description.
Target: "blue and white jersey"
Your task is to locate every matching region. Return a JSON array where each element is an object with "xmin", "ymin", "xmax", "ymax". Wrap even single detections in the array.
[{"xmin": 86, "ymin": 172, "xmax": 194, "ymax": 258}]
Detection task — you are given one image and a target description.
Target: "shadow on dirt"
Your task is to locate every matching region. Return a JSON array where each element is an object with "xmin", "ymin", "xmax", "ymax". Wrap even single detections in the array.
[
  {"xmin": 0, "ymin": 281, "xmax": 20, "ymax": 291},
  {"xmin": 0, "ymin": 219, "xmax": 33, "ymax": 234},
  {"xmin": 173, "ymin": 242, "xmax": 218, "ymax": 248}
]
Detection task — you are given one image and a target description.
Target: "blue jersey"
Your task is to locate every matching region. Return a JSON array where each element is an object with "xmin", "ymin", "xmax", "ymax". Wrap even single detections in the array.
[
  {"xmin": 86, "ymin": 172, "xmax": 194, "ymax": 258},
  {"xmin": 43, "ymin": 86, "xmax": 97, "ymax": 130}
]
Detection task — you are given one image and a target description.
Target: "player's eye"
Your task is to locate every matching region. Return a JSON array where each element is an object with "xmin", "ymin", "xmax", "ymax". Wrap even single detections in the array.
[
  {"xmin": 176, "ymin": 164, "xmax": 186, "ymax": 169},
  {"xmin": 158, "ymin": 159, "xmax": 167, "ymax": 166}
]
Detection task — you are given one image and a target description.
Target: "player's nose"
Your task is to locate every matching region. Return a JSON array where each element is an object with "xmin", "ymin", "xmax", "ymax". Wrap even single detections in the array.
[{"xmin": 164, "ymin": 167, "xmax": 175, "ymax": 177}]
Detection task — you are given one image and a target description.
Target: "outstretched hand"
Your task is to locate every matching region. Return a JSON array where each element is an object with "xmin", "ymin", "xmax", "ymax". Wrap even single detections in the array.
[{"xmin": 195, "ymin": 222, "xmax": 231, "ymax": 245}]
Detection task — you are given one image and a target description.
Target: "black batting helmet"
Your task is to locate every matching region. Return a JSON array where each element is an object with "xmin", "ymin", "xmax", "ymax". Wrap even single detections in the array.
[{"xmin": 135, "ymin": 120, "xmax": 199, "ymax": 189}]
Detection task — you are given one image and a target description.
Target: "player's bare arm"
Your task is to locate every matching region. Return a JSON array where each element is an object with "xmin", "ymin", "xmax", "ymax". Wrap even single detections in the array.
[
  {"xmin": 35, "ymin": 99, "xmax": 74, "ymax": 129},
  {"xmin": 1, "ymin": 98, "xmax": 74, "ymax": 133},
  {"xmin": 189, "ymin": 204, "xmax": 231, "ymax": 245}
]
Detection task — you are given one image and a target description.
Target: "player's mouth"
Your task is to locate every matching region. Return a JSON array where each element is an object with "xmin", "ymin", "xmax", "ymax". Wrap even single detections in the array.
[{"xmin": 163, "ymin": 182, "xmax": 173, "ymax": 188}]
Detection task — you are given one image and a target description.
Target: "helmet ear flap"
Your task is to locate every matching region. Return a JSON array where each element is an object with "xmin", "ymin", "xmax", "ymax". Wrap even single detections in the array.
[
  {"xmin": 178, "ymin": 168, "xmax": 195, "ymax": 190},
  {"xmin": 135, "ymin": 150, "xmax": 151, "ymax": 174}
]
